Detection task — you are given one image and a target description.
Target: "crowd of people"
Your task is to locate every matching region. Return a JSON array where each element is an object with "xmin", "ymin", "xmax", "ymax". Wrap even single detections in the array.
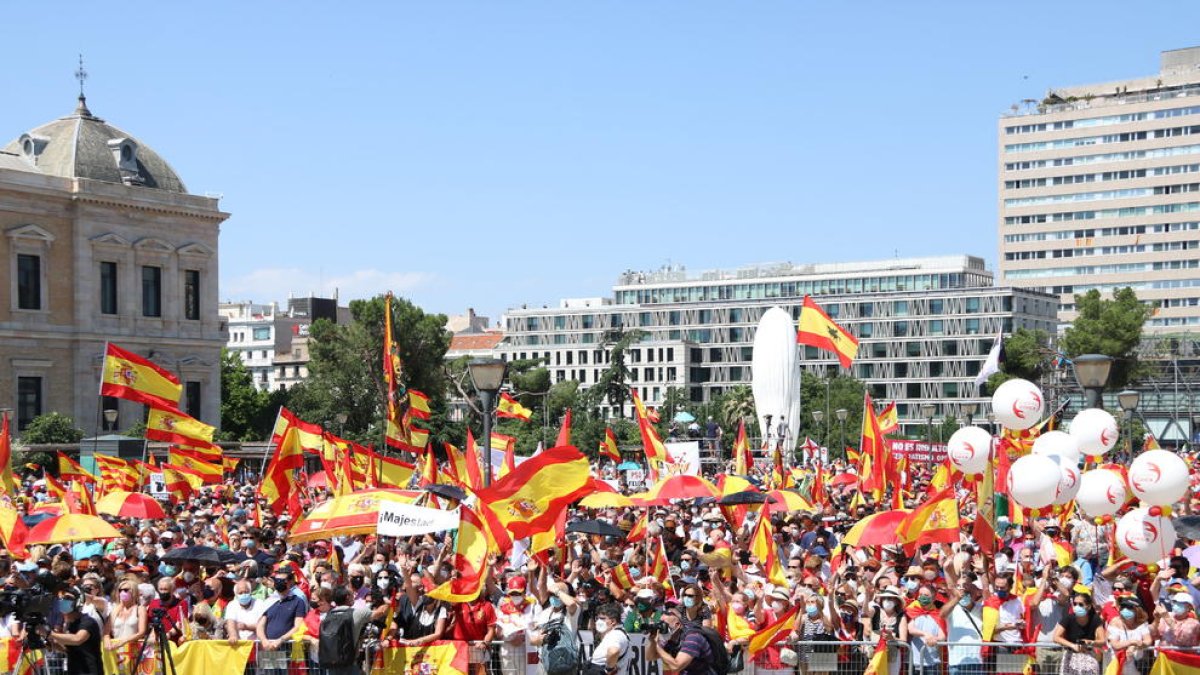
[{"xmin": 1, "ymin": 452, "xmax": 1200, "ymax": 675}]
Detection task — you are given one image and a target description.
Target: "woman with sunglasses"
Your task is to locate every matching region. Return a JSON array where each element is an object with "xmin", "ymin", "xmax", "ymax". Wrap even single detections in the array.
[
  {"xmin": 1052, "ymin": 592, "xmax": 1106, "ymax": 675},
  {"xmin": 106, "ymin": 578, "xmax": 148, "ymax": 675}
]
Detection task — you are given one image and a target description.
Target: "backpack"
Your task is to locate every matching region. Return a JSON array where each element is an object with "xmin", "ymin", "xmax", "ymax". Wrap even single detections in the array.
[
  {"xmin": 684, "ymin": 624, "xmax": 735, "ymax": 675},
  {"xmin": 318, "ymin": 607, "xmax": 357, "ymax": 667},
  {"xmin": 539, "ymin": 618, "xmax": 580, "ymax": 675}
]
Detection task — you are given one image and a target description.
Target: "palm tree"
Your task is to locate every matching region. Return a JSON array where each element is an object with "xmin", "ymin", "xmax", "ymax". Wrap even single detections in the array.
[{"xmin": 720, "ymin": 385, "xmax": 755, "ymax": 431}]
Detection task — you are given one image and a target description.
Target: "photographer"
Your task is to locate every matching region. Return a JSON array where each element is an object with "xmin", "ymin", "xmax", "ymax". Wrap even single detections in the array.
[{"xmin": 48, "ymin": 587, "xmax": 102, "ymax": 675}]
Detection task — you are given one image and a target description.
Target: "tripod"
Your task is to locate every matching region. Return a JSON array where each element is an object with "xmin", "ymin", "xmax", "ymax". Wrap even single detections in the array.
[
  {"xmin": 128, "ymin": 612, "xmax": 178, "ymax": 675},
  {"xmin": 11, "ymin": 629, "xmax": 50, "ymax": 675}
]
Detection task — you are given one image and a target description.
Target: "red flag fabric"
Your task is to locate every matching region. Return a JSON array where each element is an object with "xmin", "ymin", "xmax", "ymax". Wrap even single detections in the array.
[{"xmin": 555, "ymin": 409, "xmax": 572, "ymax": 448}]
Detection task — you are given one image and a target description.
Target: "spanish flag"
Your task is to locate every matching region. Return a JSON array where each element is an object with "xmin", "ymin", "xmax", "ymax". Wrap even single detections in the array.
[
  {"xmin": 896, "ymin": 485, "xmax": 960, "ymax": 547},
  {"xmin": 44, "ymin": 472, "xmax": 68, "ymax": 501},
  {"xmin": 732, "ymin": 419, "xmax": 752, "ymax": 476},
  {"xmin": 555, "ymin": 408, "xmax": 572, "ymax": 447},
  {"xmin": 611, "ymin": 562, "xmax": 637, "ymax": 590},
  {"xmin": 408, "ymin": 390, "xmax": 432, "ymax": 420},
  {"xmin": 66, "ymin": 480, "xmax": 96, "ymax": 516},
  {"xmin": 630, "ymin": 388, "xmax": 667, "ymax": 463},
  {"xmin": 162, "ymin": 464, "xmax": 204, "ymax": 501},
  {"xmin": 496, "ymin": 393, "xmax": 532, "ymax": 421},
  {"xmin": 426, "ymin": 506, "xmax": 494, "ymax": 603},
  {"xmin": 57, "ymin": 452, "xmax": 95, "ymax": 484},
  {"xmin": 270, "ymin": 408, "xmax": 324, "ymax": 455},
  {"xmin": 99, "ymin": 342, "xmax": 182, "ymax": 409},
  {"xmin": 721, "ymin": 606, "xmax": 756, "ymax": 642},
  {"xmin": 599, "ymin": 427, "xmax": 620, "ymax": 463},
  {"xmin": 1148, "ymin": 649, "xmax": 1200, "ymax": 674},
  {"xmin": 863, "ymin": 635, "xmax": 889, "ymax": 675},
  {"xmin": 167, "ymin": 448, "xmax": 223, "ymax": 484},
  {"xmin": 495, "ymin": 433, "xmax": 517, "ymax": 480},
  {"xmin": 146, "ymin": 406, "xmax": 220, "ymax": 458},
  {"xmin": 796, "ymin": 295, "xmax": 858, "ymax": 368},
  {"xmin": 461, "ymin": 431, "xmax": 484, "ymax": 491},
  {"xmin": 376, "ymin": 454, "xmax": 416, "ymax": 488},
  {"xmin": 379, "ymin": 642, "xmax": 468, "ymax": 675},
  {"xmin": 749, "ymin": 509, "xmax": 788, "ymax": 587},
  {"xmin": 0, "ymin": 505, "xmax": 29, "ymax": 560},
  {"xmin": 475, "ymin": 446, "xmax": 592, "ymax": 539},
  {"xmin": 747, "ymin": 605, "xmax": 800, "ymax": 657},
  {"xmin": 258, "ymin": 409, "xmax": 308, "ymax": 516},
  {"xmin": 0, "ymin": 413, "xmax": 14, "ymax": 498},
  {"xmin": 877, "ymin": 402, "xmax": 899, "ymax": 435},
  {"xmin": 859, "ymin": 393, "xmax": 891, "ymax": 497}
]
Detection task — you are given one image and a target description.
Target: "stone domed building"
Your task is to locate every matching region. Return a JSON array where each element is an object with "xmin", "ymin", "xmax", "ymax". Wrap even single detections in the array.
[{"xmin": 0, "ymin": 94, "xmax": 228, "ymax": 434}]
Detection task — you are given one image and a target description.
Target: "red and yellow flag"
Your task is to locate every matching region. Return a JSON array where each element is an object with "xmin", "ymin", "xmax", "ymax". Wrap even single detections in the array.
[
  {"xmin": 496, "ymin": 392, "xmax": 532, "ymax": 421},
  {"xmin": 877, "ymin": 402, "xmax": 899, "ymax": 435},
  {"xmin": 555, "ymin": 408, "xmax": 572, "ymax": 447},
  {"xmin": 0, "ymin": 413, "xmax": 14, "ymax": 498},
  {"xmin": 375, "ymin": 453, "xmax": 416, "ymax": 489},
  {"xmin": 162, "ymin": 464, "xmax": 204, "ymax": 501},
  {"xmin": 270, "ymin": 408, "xmax": 324, "ymax": 454},
  {"xmin": 897, "ymin": 485, "xmax": 960, "ymax": 547},
  {"xmin": 95, "ymin": 455, "xmax": 139, "ymax": 495},
  {"xmin": 732, "ymin": 419, "xmax": 752, "ymax": 476},
  {"xmin": 407, "ymin": 390, "xmax": 431, "ymax": 420},
  {"xmin": 749, "ymin": 509, "xmax": 788, "ymax": 587},
  {"xmin": 146, "ymin": 406, "xmax": 220, "ymax": 458},
  {"xmin": 57, "ymin": 452, "xmax": 95, "ymax": 484},
  {"xmin": 863, "ymin": 635, "xmax": 889, "ymax": 675},
  {"xmin": 427, "ymin": 506, "xmax": 495, "ymax": 603},
  {"xmin": 474, "ymin": 446, "xmax": 591, "ymax": 539},
  {"xmin": 859, "ymin": 393, "xmax": 891, "ymax": 497},
  {"xmin": 379, "ymin": 642, "xmax": 468, "ymax": 675},
  {"xmin": 258, "ymin": 409, "xmax": 308, "ymax": 516},
  {"xmin": 631, "ymin": 388, "xmax": 667, "ymax": 464},
  {"xmin": 460, "ymin": 431, "xmax": 484, "ymax": 491},
  {"xmin": 797, "ymin": 295, "xmax": 858, "ymax": 368},
  {"xmin": 599, "ymin": 427, "xmax": 620, "ymax": 463},
  {"xmin": 625, "ymin": 511, "xmax": 649, "ymax": 544},
  {"xmin": 44, "ymin": 472, "xmax": 68, "ymax": 501},
  {"xmin": 167, "ymin": 448, "xmax": 223, "ymax": 484},
  {"xmin": 747, "ymin": 604, "xmax": 801, "ymax": 656},
  {"xmin": 65, "ymin": 481, "xmax": 96, "ymax": 516},
  {"xmin": 611, "ymin": 562, "xmax": 637, "ymax": 590},
  {"xmin": 99, "ymin": 342, "xmax": 181, "ymax": 409},
  {"xmin": 0, "ymin": 505, "xmax": 29, "ymax": 560}
]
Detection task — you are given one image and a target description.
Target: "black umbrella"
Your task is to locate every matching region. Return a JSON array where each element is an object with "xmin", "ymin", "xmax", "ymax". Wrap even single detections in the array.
[
  {"xmin": 424, "ymin": 484, "xmax": 468, "ymax": 503},
  {"xmin": 718, "ymin": 491, "xmax": 777, "ymax": 506},
  {"xmin": 1175, "ymin": 516, "xmax": 1200, "ymax": 541},
  {"xmin": 566, "ymin": 519, "xmax": 625, "ymax": 539},
  {"xmin": 161, "ymin": 545, "xmax": 241, "ymax": 566}
]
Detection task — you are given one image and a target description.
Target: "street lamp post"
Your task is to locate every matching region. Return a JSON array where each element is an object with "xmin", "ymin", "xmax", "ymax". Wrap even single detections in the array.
[
  {"xmin": 1118, "ymin": 389, "xmax": 1141, "ymax": 460},
  {"xmin": 835, "ymin": 408, "xmax": 848, "ymax": 454},
  {"xmin": 986, "ymin": 411, "xmax": 997, "ymax": 436},
  {"xmin": 335, "ymin": 412, "xmax": 348, "ymax": 437},
  {"xmin": 468, "ymin": 358, "xmax": 508, "ymax": 486},
  {"xmin": 921, "ymin": 403, "xmax": 936, "ymax": 450},
  {"xmin": 811, "ymin": 410, "xmax": 824, "ymax": 451},
  {"xmin": 1073, "ymin": 354, "xmax": 1114, "ymax": 409},
  {"xmin": 962, "ymin": 402, "xmax": 977, "ymax": 428},
  {"xmin": 102, "ymin": 408, "xmax": 118, "ymax": 432}
]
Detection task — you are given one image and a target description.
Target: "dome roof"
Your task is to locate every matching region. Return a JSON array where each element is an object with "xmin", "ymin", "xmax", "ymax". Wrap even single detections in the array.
[{"xmin": 1, "ymin": 96, "xmax": 187, "ymax": 193}]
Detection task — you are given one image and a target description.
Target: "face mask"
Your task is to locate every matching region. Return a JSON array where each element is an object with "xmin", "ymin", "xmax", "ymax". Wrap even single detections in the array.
[
  {"xmin": 996, "ymin": 590, "xmax": 1010, "ymax": 600},
  {"xmin": 160, "ymin": 564, "xmax": 177, "ymax": 577},
  {"xmin": 1120, "ymin": 608, "xmax": 1136, "ymax": 621},
  {"xmin": 922, "ymin": 571, "xmax": 936, "ymax": 581},
  {"xmin": 680, "ymin": 561, "xmax": 691, "ymax": 572},
  {"xmin": 772, "ymin": 601, "xmax": 787, "ymax": 613},
  {"xmin": 225, "ymin": 573, "xmax": 237, "ymax": 580},
  {"xmin": 595, "ymin": 619, "xmax": 609, "ymax": 633},
  {"xmin": 903, "ymin": 579, "xmax": 918, "ymax": 591},
  {"xmin": 1073, "ymin": 605, "xmax": 1088, "ymax": 618},
  {"xmin": 320, "ymin": 582, "xmax": 333, "ymax": 590},
  {"xmin": 370, "ymin": 563, "xmax": 383, "ymax": 574},
  {"xmin": 959, "ymin": 596, "xmax": 973, "ymax": 609},
  {"xmin": 683, "ymin": 596, "xmax": 697, "ymax": 609},
  {"xmin": 350, "ymin": 577, "xmax": 364, "ymax": 590},
  {"xmin": 805, "ymin": 604, "xmax": 819, "ymax": 617},
  {"xmin": 377, "ymin": 579, "xmax": 391, "ymax": 590},
  {"xmin": 237, "ymin": 594, "xmax": 253, "ymax": 606},
  {"xmin": 576, "ymin": 595, "xmax": 589, "ymax": 605},
  {"xmin": 273, "ymin": 579, "xmax": 288, "ymax": 594},
  {"xmin": 1058, "ymin": 577, "xmax": 1073, "ymax": 590},
  {"xmin": 882, "ymin": 600, "xmax": 896, "ymax": 611},
  {"xmin": 158, "ymin": 591, "xmax": 173, "ymax": 603},
  {"xmin": 744, "ymin": 589, "xmax": 756, "ymax": 600},
  {"xmin": 57, "ymin": 599, "xmax": 75, "ymax": 613},
  {"xmin": 141, "ymin": 536, "xmax": 153, "ymax": 544},
  {"xmin": 636, "ymin": 601, "xmax": 652, "ymax": 613},
  {"xmin": 1174, "ymin": 603, "xmax": 1189, "ymax": 617},
  {"xmin": 202, "ymin": 587, "xmax": 216, "ymax": 601},
  {"xmin": 182, "ymin": 572, "xmax": 196, "ymax": 583},
  {"xmin": 118, "ymin": 590, "xmax": 132, "ymax": 603},
  {"xmin": 918, "ymin": 596, "xmax": 933, "ymax": 608},
  {"xmin": 549, "ymin": 596, "xmax": 563, "ymax": 609},
  {"xmin": 629, "ymin": 567, "xmax": 641, "ymax": 580}
]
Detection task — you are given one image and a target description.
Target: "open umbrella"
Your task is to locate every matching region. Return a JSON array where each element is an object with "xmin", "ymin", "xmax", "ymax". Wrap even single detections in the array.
[
  {"xmin": 580, "ymin": 493, "xmax": 634, "ymax": 509},
  {"xmin": 841, "ymin": 509, "xmax": 911, "ymax": 548},
  {"xmin": 424, "ymin": 484, "xmax": 468, "ymax": 503},
  {"xmin": 718, "ymin": 491, "xmax": 774, "ymax": 506},
  {"xmin": 717, "ymin": 475, "xmax": 758, "ymax": 495},
  {"xmin": 764, "ymin": 490, "xmax": 815, "ymax": 515},
  {"xmin": 26, "ymin": 514, "xmax": 121, "ymax": 545},
  {"xmin": 616, "ymin": 462, "xmax": 641, "ymax": 471},
  {"xmin": 1176, "ymin": 516, "xmax": 1200, "ymax": 542},
  {"xmin": 673, "ymin": 411, "xmax": 696, "ymax": 424},
  {"xmin": 289, "ymin": 489, "xmax": 422, "ymax": 542},
  {"xmin": 308, "ymin": 471, "xmax": 329, "ymax": 489},
  {"xmin": 829, "ymin": 473, "xmax": 858, "ymax": 488},
  {"xmin": 633, "ymin": 475, "xmax": 720, "ymax": 505},
  {"xmin": 566, "ymin": 519, "xmax": 625, "ymax": 538},
  {"xmin": 0, "ymin": 504, "xmax": 28, "ymax": 559},
  {"xmin": 97, "ymin": 491, "xmax": 166, "ymax": 520},
  {"xmin": 162, "ymin": 545, "xmax": 241, "ymax": 567}
]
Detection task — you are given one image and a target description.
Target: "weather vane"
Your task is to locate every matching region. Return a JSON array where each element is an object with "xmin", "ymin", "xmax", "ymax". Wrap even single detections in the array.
[{"xmin": 75, "ymin": 54, "xmax": 88, "ymax": 98}]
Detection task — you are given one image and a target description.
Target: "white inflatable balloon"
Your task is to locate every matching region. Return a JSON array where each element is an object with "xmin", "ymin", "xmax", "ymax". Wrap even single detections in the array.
[
  {"xmin": 1069, "ymin": 408, "xmax": 1120, "ymax": 457},
  {"xmin": 1075, "ymin": 469, "xmax": 1128, "ymax": 518},
  {"xmin": 1008, "ymin": 454, "xmax": 1063, "ymax": 509},
  {"xmin": 1052, "ymin": 462, "xmax": 1082, "ymax": 505},
  {"xmin": 1128, "ymin": 450, "xmax": 1190, "ymax": 506},
  {"xmin": 1032, "ymin": 431, "xmax": 1082, "ymax": 466},
  {"xmin": 1115, "ymin": 507, "xmax": 1176, "ymax": 565},
  {"xmin": 946, "ymin": 426, "xmax": 992, "ymax": 475},
  {"xmin": 991, "ymin": 379, "xmax": 1045, "ymax": 430}
]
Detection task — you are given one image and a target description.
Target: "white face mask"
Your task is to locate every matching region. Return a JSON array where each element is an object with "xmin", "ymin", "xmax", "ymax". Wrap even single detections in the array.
[
  {"xmin": 595, "ymin": 619, "xmax": 609, "ymax": 633},
  {"xmin": 882, "ymin": 599, "xmax": 896, "ymax": 611},
  {"xmin": 771, "ymin": 601, "xmax": 787, "ymax": 613}
]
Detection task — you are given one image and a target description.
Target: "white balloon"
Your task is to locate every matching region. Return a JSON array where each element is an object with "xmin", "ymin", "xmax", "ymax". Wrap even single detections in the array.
[
  {"xmin": 946, "ymin": 427, "xmax": 992, "ymax": 475},
  {"xmin": 1115, "ymin": 507, "xmax": 1176, "ymax": 565},
  {"xmin": 1008, "ymin": 454, "xmax": 1062, "ymax": 509},
  {"xmin": 1069, "ymin": 408, "xmax": 1121, "ymax": 457},
  {"xmin": 1053, "ymin": 462, "xmax": 1082, "ymax": 505},
  {"xmin": 991, "ymin": 379, "xmax": 1045, "ymax": 430},
  {"xmin": 1075, "ymin": 469, "xmax": 1128, "ymax": 518},
  {"xmin": 1032, "ymin": 431, "xmax": 1082, "ymax": 466},
  {"xmin": 1128, "ymin": 450, "xmax": 1190, "ymax": 506}
]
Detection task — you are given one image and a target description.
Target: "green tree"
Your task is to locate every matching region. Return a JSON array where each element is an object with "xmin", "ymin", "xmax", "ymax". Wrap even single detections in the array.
[
  {"xmin": 21, "ymin": 412, "xmax": 84, "ymax": 443},
  {"xmin": 579, "ymin": 329, "xmax": 645, "ymax": 417},
  {"xmin": 984, "ymin": 328, "xmax": 1052, "ymax": 391},
  {"xmin": 219, "ymin": 348, "xmax": 275, "ymax": 441},
  {"xmin": 1059, "ymin": 288, "xmax": 1151, "ymax": 389},
  {"xmin": 719, "ymin": 385, "xmax": 756, "ymax": 433},
  {"xmin": 797, "ymin": 371, "xmax": 866, "ymax": 454},
  {"xmin": 289, "ymin": 295, "xmax": 451, "ymax": 444}
]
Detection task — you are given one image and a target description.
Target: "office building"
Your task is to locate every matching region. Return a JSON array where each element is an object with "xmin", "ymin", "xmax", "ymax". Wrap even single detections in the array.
[
  {"xmin": 219, "ymin": 295, "xmax": 346, "ymax": 392},
  {"xmin": 999, "ymin": 46, "xmax": 1200, "ymax": 331}
]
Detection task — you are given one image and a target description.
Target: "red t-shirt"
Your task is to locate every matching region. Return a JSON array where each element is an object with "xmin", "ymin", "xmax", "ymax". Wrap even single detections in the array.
[{"xmin": 451, "ymin": 600, "xmax": 497, "ymax": 641}]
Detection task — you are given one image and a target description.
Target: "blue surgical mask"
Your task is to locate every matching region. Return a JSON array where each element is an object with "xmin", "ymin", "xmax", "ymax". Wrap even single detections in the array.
[
  {"xmin": 903, "ymin": 579, "xmax": 918, "ymax": 591},
  {"xmin": 237, "ymin": 594, "xmax": 253, "ymax": 607},
  {"xmin": 996, "ymin": 589, "xmax": 1010, "ymax": 600},
  {"xmin": 57, "ymin": 598, "xmax": 75, "ymax": 613},
  {"xmin": 549, "ymin": 596, "xmax": 563, "ymax": 609},
  {"xmin": 1174, "ymin": 603, "xmax": 1189, "ymax": 616},
  {"xmin": 629, "ymin": 568, "xmax": 641, "ymax": 580},
  {"xmin": 680, "ymin": 561, "xmax": 691, "ymax": 572},
  {"xmin": 1074, "ymin": 605, "xmax": 1089, "ymax": 618},
  {"xmin": 806, "ymin": 604, "xmax": 819, "ymax": 617},
  {"xmin": 959, "ymin": 596, "xmax": 973, "ymax": 609},
  {"xmin": 1120, "ymin": 608, "xmax": 1136, "ymax": 621},
  {"xmin": 683, "ymin": 596, "xmax": 697, "ymax": 609},
  {"xmin": 159, "ymin": 564, "xmax": 177, "ymax": 577},
  {"xmin": 744, "ymin": 589, "xmax": 755, "ymax": 600}
]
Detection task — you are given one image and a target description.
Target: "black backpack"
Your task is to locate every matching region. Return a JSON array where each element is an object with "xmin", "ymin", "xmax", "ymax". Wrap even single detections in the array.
[
  {"xmin": 318, "ymin": 607, "xmax": 357, "ymax": 667},
  {"xmin": 684, "ymin": 624, "xmax": 735, "ymax": 675}
]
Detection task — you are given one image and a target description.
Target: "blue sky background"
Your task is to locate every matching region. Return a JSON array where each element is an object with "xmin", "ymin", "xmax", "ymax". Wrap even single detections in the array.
[{"xmin": 3, "ymin": 2, "xmax": 1200, "ymax": 322}]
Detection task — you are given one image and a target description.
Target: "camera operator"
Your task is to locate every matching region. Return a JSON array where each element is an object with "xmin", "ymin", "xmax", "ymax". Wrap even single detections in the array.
[{"xmin": 48, "ymin": 587, "xmax": 103, "ymax": 675}]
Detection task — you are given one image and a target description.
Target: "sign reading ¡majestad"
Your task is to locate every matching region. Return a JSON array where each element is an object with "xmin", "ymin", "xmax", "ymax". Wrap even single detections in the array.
[{"xmin": 376, "ymin": 501, "xmax": 461, "ymax": 538}]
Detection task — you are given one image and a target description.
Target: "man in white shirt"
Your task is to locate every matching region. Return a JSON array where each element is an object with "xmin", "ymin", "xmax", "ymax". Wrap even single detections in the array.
[
  {"xmin": 941, "ymin": 577, "xmax": 984, "ymax": 674},
  {"xmin": 993, "ymin": 573, "xmax": 1027, "ymax": 644},
  {"xmin": 225, "ymin": 580, "xmax": 267, "ymax": 643}
]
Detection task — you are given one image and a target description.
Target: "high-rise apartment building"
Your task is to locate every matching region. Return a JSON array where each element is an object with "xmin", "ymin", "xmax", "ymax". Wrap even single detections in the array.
[{"xmin": 999, "ymin": 46, "xmax": 1200, "ymax": 332}]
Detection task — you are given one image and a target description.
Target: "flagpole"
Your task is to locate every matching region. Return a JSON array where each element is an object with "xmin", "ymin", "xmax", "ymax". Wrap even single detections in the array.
[{"xmin": 260, "ymin": 406, "xmax": 284, "ymax": 476}]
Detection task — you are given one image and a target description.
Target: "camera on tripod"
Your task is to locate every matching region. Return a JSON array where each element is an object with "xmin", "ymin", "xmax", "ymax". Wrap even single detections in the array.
[
  {"xmin": 148, "ymin": 607, "xmax": 168, "ymax": 628},
  {"xmin": 0, "ymin": 589, "xmax": 56, "ymax": 650}
]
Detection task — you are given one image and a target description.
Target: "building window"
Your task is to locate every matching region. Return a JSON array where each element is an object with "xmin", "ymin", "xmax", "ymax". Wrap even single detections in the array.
[
  {"xmin": 185, "ymin": 381, "xmax": 201, "ymax": 419},
  {"xmin": 17, "ymin": 376, "xmax": 42, "ymax": 430},
  {"xmin": 253, "ymin": 327, "xmax": 271, "ymax": 341},
  {"xmin": 184, "ymin": 270, "xmax": 200, "ymax": 320},
  {"xmin": 100, "ymin": 262, "xmax": 118, "ymax": 315},
  {"xmin": 141, "ymin": 266, "xmax": 162, "ymax": 317},
  {"xmin": 16, "ymin": 254, "xmax": 41, "ymax": 310}
]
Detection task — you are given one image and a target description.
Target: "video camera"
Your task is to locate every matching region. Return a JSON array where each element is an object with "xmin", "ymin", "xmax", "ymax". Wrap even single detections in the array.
[{"xmin": 0, "ymin": 589, "xmax": 55, "ymax": 650}]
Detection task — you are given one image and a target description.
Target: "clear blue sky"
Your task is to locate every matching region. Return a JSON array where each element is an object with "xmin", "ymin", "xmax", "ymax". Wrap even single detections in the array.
[{"xmin": 3, "ymin": 2, "xmax": 1199, "ymax": 322}]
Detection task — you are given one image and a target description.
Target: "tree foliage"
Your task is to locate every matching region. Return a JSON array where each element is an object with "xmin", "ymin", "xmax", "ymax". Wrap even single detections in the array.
[
  {"xmin": 288, "ymin": 295, "xmax": 451, "ymax": 444},
  {"xmin": 219, "ymin": 348, "xmax": 281, "ymax": 441},
  {"xmin": 578, "ymin": 329, "xmax": 645, "ymax": 417},
  {"xmin": 796, "ymin": 371, "xmax": 866, "ymax": 454},
  {"xmin": 21, "ymin": 412, "xmax": 84, "ymax": 443},
  {"xmin": 985, "ymin": 328, "xmax": 1052, "ymax": 391},
  {"xmin": 1059, "ymin": 287, "xmax": 1150, "ymax": 389}
]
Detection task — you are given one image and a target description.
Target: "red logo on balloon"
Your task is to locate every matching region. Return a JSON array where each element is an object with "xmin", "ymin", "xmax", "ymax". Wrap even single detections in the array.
[
  {"xmin": 1099, "ymin": 428, "xmax": 1113, "ymax": 448},
  {"xmin": 1131, "ymin": 462, "xmax": 1162, "ymax": 494},
  {"xmin": 1105, "ymin": 485, "xmax": 1120, "ymax": 505}
]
